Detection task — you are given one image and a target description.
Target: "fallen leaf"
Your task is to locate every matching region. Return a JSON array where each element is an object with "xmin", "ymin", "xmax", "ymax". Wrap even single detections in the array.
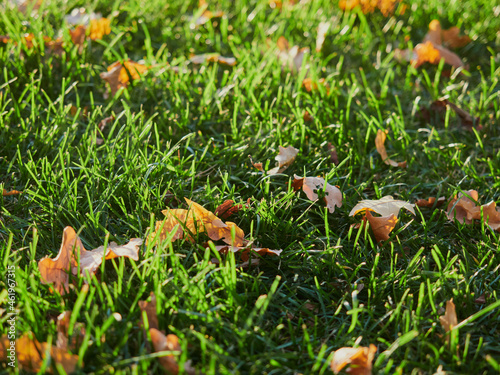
[
  {"xmin": 38, "ymin": 226, "xmax": 142, "ymax": 294},
  {"xmin": 365, "ymin": 211, "xmax": 398, "ymax": 242},
  {"xmin": 150, "ymin": 329, "xmax": 182, "ymax": 374},
  {"xmin": 95, "ymin": 115, "xmax": 115, "ymax": 145},
  {"xmin": 419, "ymin": 99, "xmax": 481, "ymax": 130},
  {"xmin": 139, "ymin": 292, "xmax": 159, "ymax": 330},
  {"xmin": 328, "ymin": 143, "xmax": 339, "ymax": 165},
  {"xmin": 148, "ymin": 198, "xmax": 246, "ymax": 247},
  {"xmin": 193, "ymin": 0, "xmax": 224, "ymax": 26},
  {"xmin": 330, "ymin": 344, "xmax": 377, "ymax": 375},
  {"xmin": 303, "ymin": 110, "xmax": 314, "ymax": 122},
  {"xmin": 439, "ymin": 299, "xmax": 457, "ymax": 332},
  {"xmin": 268, "ymin": 145, "xmax": 299, "ymax": 175},
  {"xmin": 474, "ymin": 294, "xmax": 486, "ymax": 304},
  {"xmin": 415, "ymin": 197, "xmax": 446, "ymax": 208},
  {"xmin": 0, "ymin": 333, "xmax": 80, "ymax": 373},
  {"xmin": 350, "ymin": 196, "xmax": 415, "ymax": 218},
  {"xmin": 426, "ymin": 20, "xmax": 471, "ymax": 49},
  {"xmin": 375, "ymin": 129, "xmax": 406, "ymax": 168},
  {"xmin": 339, "ymin": 0, "xmax": 398, "ymax": 16},
  {"xmin": 100, "ymin": 60, "xmax": 149, "ymax": 96},
  {"xmin": 209, "ymin": 244, "xmax": 282, "ymax": 261},
  {"xmin": 215, "ymin": 199, "xmax": 243, "ymax": 220},
  {"xmin": 316, "ymin": 22, "xmax": 330, "ymax": 52},
  {"xmin": 89, "ymin": 17, "xmax": 111, "ymax": 40},
  {"xmin": 56, "ymin": 311, "xmax": 86, "ymax": 351},
  {"xmin": 3, "ymin": 188, "xmax": 22, "ymax": 196},
  {"xmin": 446, "ymin": 190, "xmax": 479, "ymax": 225},
  {"xmin": 293, "ymin": 175, "xmax": 343, "ymax": 213},
  {"xmin": 274, "ymin": 36, "xmax": 309, "ymax": 73},
  {"xmin": 190, "ymin": 53, "xmax": 236, "ymax": 67},
  {"xmin": 69, "ymin": 25, "xmax": 86, "ymax": 47},
  {"xmin": 302, "ymin": 78, "xmax": 330, "ymax": 94}
]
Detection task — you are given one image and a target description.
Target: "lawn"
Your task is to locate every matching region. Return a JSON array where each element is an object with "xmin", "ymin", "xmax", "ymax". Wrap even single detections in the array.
[{"xmin": 1, "ymin": 0, "xmax": 500, "ymax": 374}]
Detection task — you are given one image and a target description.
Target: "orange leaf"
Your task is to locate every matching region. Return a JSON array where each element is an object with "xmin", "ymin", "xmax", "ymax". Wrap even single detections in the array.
[
  {"xmin": 3, "ymin": 188, "xmax": 22, "ymax": 196},
  {"xmin": 330, "ymin": 344, "xmax": 377, "ymax": 375},
  {"xmin": 89, "ymin": 18, "xmax": 111, "ymax": 40},
  {"xmin": 209, "ymin": 244, "xmax": 282, "ymax": 261},
  {"xmin": 100, "ymin": 60, "xmax": 149, "ymax": 96},
  {"xmin": 293, "ymin": 175, "xmax": 343, "ymax": 213},
  {"xmin": 439, "ymin": 299, "xmax": 458, "ymax": 332},
  {"xmin": 38, "ymin": 227, "xmax": 142, "ymax": 294},
  {"xmin": 365, "ymin": 211, "xmax": 398, "ymax": 242},
  {"xmin": 150, "ymin": 329, "xmax": 181, "ymax": 374},
  {"xmin": 446, "ymin": 190, "xmax": 479, "ymax": 224},
  {"xmin": 70, "ymin": 25, "xmax": 86, "ymax": 47},
  {"xmin": 375, "ymin": 129, "xmax": 406, "ymax": 168},
  {"xmin": 139, "ymin": 292, "xmax": 159, "ymax": 331},
  {"xmin": 415, "ymin": 197, "xmax": 446, "ymax": 208},
  {"xmin": 339, "ymin": 0, "xmax": 398, "ymax": 16},
  {"xmin": 215, "ymin": 199, "xmax": 243, "ymax": 220},
  {"xmin": 0, "ymin": 333, "xmax": 80, "ymax": 373}
]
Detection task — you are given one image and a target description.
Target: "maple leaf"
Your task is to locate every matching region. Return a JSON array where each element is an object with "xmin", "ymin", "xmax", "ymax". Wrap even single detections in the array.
[
  {"xmin": 375, "ymin": 129, "xmax": 406, "ymax": 168},
  {"xmin": 330, "ymin": 344, "xmax": 377, "ymax": 375},
  {"xmin": 38, "ymin": 226, "xmax": 142, "ymax": 294},
  {"xmin": 100, "ymin": 60, "xmax": 149, "ymax": 97},
  {"xmin": 439, "ymin": 299, "xmax": 458, "ymax": 333},
  {"xmin": 0, "ymin": 333, "xmax": 80, "ymax": 373},
  {"xmin": 189, "ymin": 53, "xmax": 236, "ymax": 67},
  {"xmin": 293, "ymin": 175, "xmax": 343, "ymax": 213},
  {"xmin": 267, "ymin": 145, "xmax": 299, "ymax": 175}
]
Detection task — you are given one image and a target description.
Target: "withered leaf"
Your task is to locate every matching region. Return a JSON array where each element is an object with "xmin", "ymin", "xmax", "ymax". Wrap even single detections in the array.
[
  {"xmin": 330, "ymin": 344, "xmax": 377, "ymax": 375},
  {"xmin": 100, "ymin": 60, "xmax": 149, "ymax": 97},
  {"xmin": 215, "ymin": 199, "xmax": 243, "ymax": 220},
  {"xmin": 446, "ymin": 190, "xmax": 500, "ymax": 231},
  {"xmin": 274, "ymin": 36, "xmax": 309, "ymax": 73},
  {"xmin": 0, "ymin": 333, "xmax": 80, "ymax": 373},
  {"xmin": 415, "ymin": 197, "xmax": 446, "ymax": 208},
  {"xmin": 327, "ymin": 143, "xmax": 339, "ymax": 165},
  {"xmin": 375, "ymin": 129, "xmax": 406, "ymax": 168},
  {"xmin": 339, "ymin": 0, "xmax": 398, "ymax": 16},
  {"xmin": 365, "ymin": 211, "xmax": 398, "ymax": 242},
  {"xmin": 3, "ymin": 188, "xmax": 22, "ymax": 196},
  {"xmin": 293, "ymin": 175, "xmax": 342, "ymax": 213},
  {"xmin": 267, "ymin": 145, "xmax": 299, "ymax": 175},
  {"xmin": 208, "ymin": 243, "xmax": 282, "ymax": 261},
  {"xmin": 38, "ymin": 226, "xmax": 142, "ymax": 294},
  {"xmin": 350, "ymin": 196, "xmax": 415, "ymax": 218},
  {"xmin": 190, "ymin": 53, "xmax": 236, "ymax": 67},
  {"xmin": 139, "ymin": 292, "xmax": 159, "ymax": 331},
  {"xmin": 56, "ymin": 311, "xmax": 86, "ymax": 351},
  {"xmin": 439, "ymin": 299, "xmax": 458, "ymax": 333}
]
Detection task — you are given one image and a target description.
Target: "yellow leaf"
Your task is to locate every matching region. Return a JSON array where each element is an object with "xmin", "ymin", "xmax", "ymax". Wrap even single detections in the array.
[{"xmin": 330, "ymin": 344, "xmax": 377, "ymax": 375}]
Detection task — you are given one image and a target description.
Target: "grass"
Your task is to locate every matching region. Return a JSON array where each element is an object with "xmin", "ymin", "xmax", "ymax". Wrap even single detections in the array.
[{"xmin": 1, "ymin": 0, "xmax": 500, "ymax": 373}]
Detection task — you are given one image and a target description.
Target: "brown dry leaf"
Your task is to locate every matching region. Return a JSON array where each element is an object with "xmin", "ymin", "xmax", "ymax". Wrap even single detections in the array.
[
  {"xmin": 474, "ymin": 294, "xmax": 486, "ymax": 304},
  {"xmin": 375, "ymin": 129, "xmax": 406, "ymax": 168},
  {"xmin": 339, "ymin": 0, "xmax": 398, "ymax": 16},
  {"xmin": 293, "ymin": 175, "xmax": 343, "ymax": 213},
  {"xmin": 209, "ymin": 244, "xmax": 282, "ymax": 261},
  {"xmin": 56, "ymin": 311, "xmax": 86, "ymax": 351},
  {"xmin": 446, "ymin": 190, "xmax": 479, "ymax": 225},
  {"xmin": 268, "ymin": 145, "xmax": 299, "ymax": 175},
  {"xmin": 420, "ymin": 100, "xmax": 480, "ymax": 130},
  {"xmin": 302, "ymin": 78, "xmax": 330, "ymax": 94},
  {"xmin": 100, "ymin": 60, "xmax": 149, "ymax": 97},
  {"xmin": 215, "ymin": 199, "xmax": 243, "ymax": 220},
  {"xmin": 38, "ymin": 227, "xmax": 142, "ymax": 294},
  {"xmin": 89, "ymin": 18, "xmax": 111, "ymax": 40},
  {"xmin": 70, "ymin": 25, "xmax": 86, "ymax": 47},
  {"xmin": 3, "ymin": 188, "xmax": 22, "ymax": 196},
  {"xmin": 330, "ymin": 344, "xmax": 377, "ymax": 375},
  {"xmin": 303, "ymin": 111, "xmax": 314, "ymax": 122},
  {"xmin": 139, "ymin": 292, "xmax": 159, "ymax": 330},
  {"xmin": 190, "ymin": 53, "xmax": 236, "ymax": 67},
  {"xmin": 365, "ymin": 211, "xmax": 398, "ymax": 242},
  {"xmin": 350, "ymin": 196, "xmax": 415, "ymax": 217},
  {"xmin": 95, "ymin": 115, "xmax": 114, "ymax": 145},
  {"xmin": 328, "ymin": 143, "xmax": 339, "ymax": 165},
  {"xmin": 426, "ymin": 20, "xmax": 471, "ymax": 49},
  {"xmin": 0, "ymin": 333, "xmax": 79, "ymax": 373},
  {"xmin": 316, "ymin": 22, "xmax": 330, "ymax": 52},
  {"xmin": 274, "ymin": 36, "xmax": 309, "ymax": 73},
  {"xmin": 148, "ymin": 199, "xmax": 246, "ymax": 247},
  {"xmin": 415, "ymin": 197, "xmax": 446, "ymax": 208},
  {"xmin": 439, "ymin": 299, "xmax": 458, "ymax": 332},
  {"xmin": 150, "ymin": 329, "xmax": 181, "ymax": 374}
]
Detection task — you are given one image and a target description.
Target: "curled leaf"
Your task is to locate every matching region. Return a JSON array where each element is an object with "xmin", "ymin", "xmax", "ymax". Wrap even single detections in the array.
[
  {"xmin": 0, "ymin": 333, "xmax": 80, "ymax": 373},
  {"xmin": 415, "ymin": 197, "xmax": 446, "ymax": 208},
  {"xmin": 446, "ymin": 190, "xmax": 479, "ymax": 224},
  {"xmin": 330, "ymin": 344, "xmax": 377, "ymax": 375},
  {"xmin": 349, "ymin": 196, "xmax": 415, "ymax": 218},
  {"xmin": 365, "ymin": 211, "xmax": 398, "ymax": 242},
  {"xmin": 38, "ymin": 227, "xmax": 142, "ymax": 294},
  {"xmin": 215, "ymin": 199, "xmax": 243, "ymax": 220},
  {"xmin": 3, "ymin": 188, "xmax": 22, "ymax": 196},
  {"xmin": 439, "ymin": 299, "xmax": 458, "ymax": 332},
  {"xmin": 293, "ymin": 175, "xmax": 342, "ymax": 213},
  {"xmin": 268, "ymin": 145, "xmax": 299, "ymax": 175},
  {"xmin": 375, "ymin": 129, "xmax": 406, "ymax": 168},
  {"xmin": 100, "ymin": 60, "xmax": 149, "ymax": 97}
]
